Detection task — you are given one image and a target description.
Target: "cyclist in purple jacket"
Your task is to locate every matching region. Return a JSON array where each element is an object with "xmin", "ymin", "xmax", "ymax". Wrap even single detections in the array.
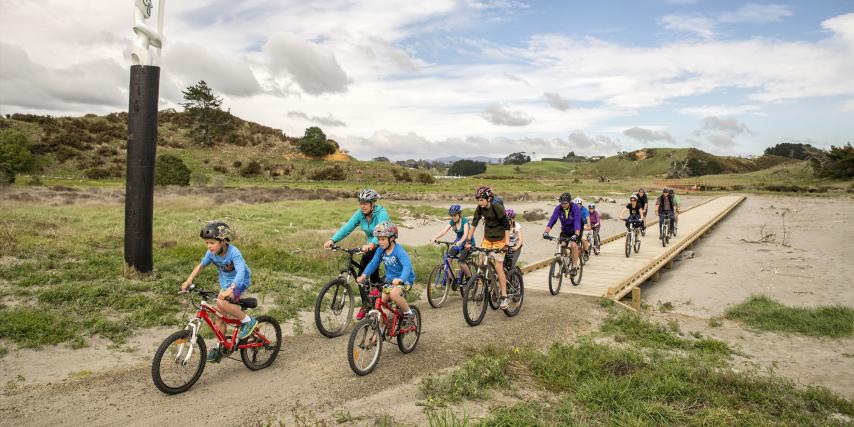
[{"xmin": 542, "ymin": 192, "xmax": 582, "ymax": 272}]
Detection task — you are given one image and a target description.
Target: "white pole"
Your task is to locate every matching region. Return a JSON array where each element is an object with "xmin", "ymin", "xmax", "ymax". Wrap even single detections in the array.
[{"xmin": 156, "ymin": 0, "xmax": 165, "ymax": 66}]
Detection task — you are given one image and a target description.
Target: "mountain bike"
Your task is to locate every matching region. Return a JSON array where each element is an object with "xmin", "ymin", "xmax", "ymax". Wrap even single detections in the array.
[
  {"xmin": 543, "ymin": 235, "xmax": 583, "ymax": 294},
  {"xmin": 660, "ymin": 212, "xmax": 674, "ymax": 247},
  {"xmin": 152, "ymin": 284, "xmax": 281, "ymax": 395},
  {"xmin": 580, "ymin": 231, "xmax": 592, "ymax": 265},
  {"xmin": 590, "ymin": 227, "xmax": 601, "ymax": 255},
  {"xmin": 347, "ymin": 282, "xmax": 422, "ymax": 375},
  {"xmin": 624, "ymin": 219, "xmax": 642, "ymax": 257},
  {"xmin": 462, "ymin": 247, "xmax": 524, "ymax": 326},
  {"xmin": 426, "ymin": 241, "xmax": 476, "ymax": 308},
  {"xmin": 314, "ymin": 245, "xmax": 370, "ymax": 338}
]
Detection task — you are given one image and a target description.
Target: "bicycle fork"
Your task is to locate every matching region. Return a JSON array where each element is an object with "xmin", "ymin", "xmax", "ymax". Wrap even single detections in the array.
[{"xmin": 178, "ymin": 318, "xmax": 202, "ymax": 365}]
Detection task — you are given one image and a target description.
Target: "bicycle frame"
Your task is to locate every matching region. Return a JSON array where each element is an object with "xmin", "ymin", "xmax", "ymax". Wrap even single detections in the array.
[
  {"xmin": 179, "ymin": 293, "xmax": 270, "ymax": 364},
  {"xmin": 367, "ymin": 286, "xmax": 417, "ymax": 339}
]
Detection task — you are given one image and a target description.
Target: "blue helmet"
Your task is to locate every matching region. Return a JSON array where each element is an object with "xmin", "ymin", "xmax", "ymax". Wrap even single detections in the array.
[{"xmin": 448, "ymin": 204, "xmax": 462, "ymax": 215}]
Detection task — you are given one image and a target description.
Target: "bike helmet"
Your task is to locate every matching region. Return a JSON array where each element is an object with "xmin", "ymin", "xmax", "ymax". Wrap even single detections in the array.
[
  {"xmin": 200, "ymin": 221, "xmax": 231, "ymax": 242},
  {"xmin": 373, "ymin": 221, "xmax": 398, "ymax": 238},
  {"xmin": 448, "ymin": 204, "xmax": 463, "ymax": 215},
  {"xmin": 662, "ymin": 187, "xmax": 670, "ymax": 193},
  {"xmin": 638, "ymin": 187, "xmax": 645, "ymax": 193},
  {"xmin": 559, "ymin": 192, "xmax": 573, "ymax": 203},
  {"xmin": 505, "ymin": 208, "xmax": 516, "ymax": 219},
  {"xmin": 588, "ymin": 203, "xmax": 596, "ymax": 209},
  {"xmin": 629, "ymin": 193, "xmax": 638, "ymax": 201},
  {"xmin": 357, "ymin": 188, "xmax": 380, "ymax": 203},
  {"xmin": 573, "ymin": 197, "xmax": 583, "ymax": 205},
  {"xmin": 475, "ymin": 186, "xmax": 493, "ymax": 200}
]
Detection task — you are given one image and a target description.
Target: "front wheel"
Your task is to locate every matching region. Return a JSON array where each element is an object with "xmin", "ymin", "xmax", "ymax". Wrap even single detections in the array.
[
  {"xmin": 548, "ymin": 258, "xmax": 563, "ymax": 295},
  {"xmin": 397, "ymin": 306, "xmax": 421, "ymax": 353},
  {"xmin": 426, "ymin": 264, "xmax": 451, "ymax": 308},
  {"xmin": 240, "ymin": 315, "xmax": 282, "ymax": 370},
  {"xmin": 152, "ymin": 329, "xmax": 206, "ymax": 395},
  {"xmin": 593, "ymin": 232, "xmax": 601, "ymax": 254},
  {"xmin": 633, "ymin": 230, "xmax": 641, "ymax": 254},
  {"xmin": 314, "ymin": 278, "xmax": 355, "ymax": 338},
  {"xmin": 348, "ymin": 317, "xmax": 383, "ymax": 376},
  {"xmin": 661, "ymin": 223, "xmax": 669, "ymax": 247},
  {"xmin": 503, "ymin": 269, "xmax": 524, "ymax": 317},
  {"xmin": 463, "ymin": 274, "xmax": 488, "ymax": 326}
]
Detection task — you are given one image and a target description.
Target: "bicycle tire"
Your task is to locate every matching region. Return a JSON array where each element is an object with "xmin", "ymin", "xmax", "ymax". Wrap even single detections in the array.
[
  {"xmin": 487, "ymin": 266, "xmax": 500, "ymax": 311},
  {"xmin": 463, "ymin": 274, "xmax": 488, "ymax": 326},
  {"xmin": 662, "ymin": 222, "xmax": 669, "ymax": 247},
  {"xmin": 625, "ymin": 232, "xmax": 632, "ymax": 257},
  {"xmin": 426, "ymin": 264, "xmax": 450, "ymax": 309},
  {"xmin": 152, "ymin": 329, "xmax": 206, "ymax": 395},
  {"xmin": 503, "ymin": 269, "xmax": 524, "ymax": 317},
  {"xmin": 633, "ymin": 229, "xmax": 641, "ymax": 254},
  {"xmin": 347, "ymin": 317, "xmax": 383, "ymax": 376},
  {"xmin": 314, "ymin": 278, "xmax": 355, "ymax": 338},
  {"xmin": 570, "ymin": 255, "xmax": 583, "ymax": 286},
  {"xmin": 548, "ymin": 258, "xmax": 562, "ymax": 295},
  {"xmin": 594, "ymin": 232, "xmax": 601, "ymax": 255},
  {"xmin": 397, "ymin": 306, "xmax": 421, "ymax": 353},
  {"xmin": 240, "ymin": 315, "xmax": 282, "ymax": 371}
]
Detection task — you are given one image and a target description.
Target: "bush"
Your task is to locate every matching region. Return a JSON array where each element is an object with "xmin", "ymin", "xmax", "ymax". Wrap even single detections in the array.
[
  {"xmin": 240, "ymin": 160, "xmax": 263, "ymax": 177},
  {"xmin": 448, "ymin": 159, "xmax": 486, "ymax": 176},
  {"xmin": 0, "ymin": 128, "xmax": 37, "ymax": 184},
  {"xmin": 310, "ymin": 165, "xmax": 345, "ymax": 180},
  {"xmin": 297, "ymin": 126, "xmax": 336, "ymax": 157},
  {"xmin": 84, "ymin": 165, "xmax": 123, "ymax": 180},
  {"xmin": 190, "ymin": 172, "xmax": 210, "ymax": 186},
  {"xmin": 27, "ymin": 175, "xmax": 44, "ymax": 186},
  {"xmin": 155, "ymin": 155, "xmax": 191, "ymax": 186},
  {"xmin": 417, "ymin": 172, "xmax": 435, "ymax": 184},
  {"xmin": 392, "ymin": 169, "xmax": 412, "ymax": 182},
  {"xmin": 212, "ymin": 165, "xmax": 228, "ymax": 174},
  {"xmin": 810, "ymin": 143, "xmax": 854, "ymax": 179}
]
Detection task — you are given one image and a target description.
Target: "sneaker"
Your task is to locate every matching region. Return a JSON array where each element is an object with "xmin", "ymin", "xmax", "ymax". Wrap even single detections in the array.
[
  {"xmin": 206, "ymin": 346, "xmax": 222, "ymax": 363},
  {"xmin": 356, "ymin": 307, "xmax": 367, "ymax": 320},
  {"xmin": 402, "ymin": 311, "xmax": 416, "ymax": 327},
  {"xmin": 237, "ymin": 318, "xmax": 258, "ymax": 340},
  {"xmin": 499, "ymin": 297, "xmax": 509, "ymax": 310}
]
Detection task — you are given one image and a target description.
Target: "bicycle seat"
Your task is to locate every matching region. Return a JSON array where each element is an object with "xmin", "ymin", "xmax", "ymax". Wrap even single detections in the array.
[{"xmin": 237, "ymin": 298, "xmax": 258, "ymax": 309}]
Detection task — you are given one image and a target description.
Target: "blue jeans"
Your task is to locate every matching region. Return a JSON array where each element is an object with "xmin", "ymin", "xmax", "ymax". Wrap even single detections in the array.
[{"xmin": 659, "ymin": 212, "xmax": 675, "ymax": 236}]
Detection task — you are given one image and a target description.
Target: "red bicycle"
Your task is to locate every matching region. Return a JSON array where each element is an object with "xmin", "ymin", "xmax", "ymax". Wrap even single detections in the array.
[
  {"xmin": 151, "ymin": 284, "xmax": 282, "ymax": 394},
  {"xmin": 347, "ymin": 283, "xmax": 422, "ymax": 375}
]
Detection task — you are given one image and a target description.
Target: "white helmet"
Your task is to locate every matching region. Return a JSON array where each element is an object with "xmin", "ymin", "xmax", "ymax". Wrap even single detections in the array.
[
  {"xmin": 357, "ymin": 188, "xmax": 380, "ymax": 203},
  {"xmin": 573, "ymin": 197, "xmax": 583, "ymax": 204}
]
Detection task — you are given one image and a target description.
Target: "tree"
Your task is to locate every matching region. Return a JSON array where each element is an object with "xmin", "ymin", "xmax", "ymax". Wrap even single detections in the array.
[
  {"xmin": 182, "ymin": 80, "xmax": 234, "ymax": 146},
  {"xmin": 503, "ymin": 152, "xmax": 531, "ymax": 165},
  {"xmin": 155, "ymin": 155, "xmax": 191, "ymax": 186},
  {"xmin": 447, "ymin": 159, "xmax": 487, "ymax": 176},
  {"xmin": 764, "ymin": 142, "xmax": 817, "ymax": 160},
  {"xmin": 0, "ymin": 129, "xmax": 37, "ymax": 184},
  {"xmin": 297, "ymin": 126, "xmax": 336, "ymax": 157},
  {"xmin": 810, "ymin": 143, "xmax": 854, "ymax": 179},
  {"xmin": 372, "ymin": 156, "xmax": 390, "ymax": 162}
]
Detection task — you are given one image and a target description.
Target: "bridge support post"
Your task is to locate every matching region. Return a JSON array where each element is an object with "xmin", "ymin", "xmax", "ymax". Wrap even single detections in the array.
[
  {"xmin": 632, "ymin": 288, "xmax": 641, "ymax": 311},
  {"xmin": 663, "ymin": 260, "xmax": 674, "ymax": 269},
  {"xmin": 648, "ymin": 271, "xmax": 660, "ymax": 282}
]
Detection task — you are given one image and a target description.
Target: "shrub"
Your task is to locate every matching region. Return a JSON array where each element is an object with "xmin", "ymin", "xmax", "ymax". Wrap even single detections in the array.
[
  {"xmin": 310, "ymin": 165, "xmax": 345, "ymax": 180},
  {"xmin": 85, "ymin": 165, "xmax": 123, "ymax": 180},
  {"xmin": 297, "ymin": 126, "xmax": 336, "ymax": 157},
  {"xmin": 155, "ymin": 155, "xmax": 191, "ymax": 186},
  {"xmin": 417, "ymin": 172, "xmax": 435, "ymax": 184},
  {"xmin": 240, "ymin": 160, "xmax": 263, "ymax": 177},
  {"xmin": 448, "ymin": 159, "xmax": 486, "ymax": 176},
  {"xmin": 232, "ymin": 160, "xmax": 242, "ymax": 168},
  {"xmin": 392, "ymin": 169, "xmax": 412, "ymax": 182},
  {"xmin": 212, "ymin": 165, "xmax": 228, "ymax": 174},
  {"xmin": 0, "ymin": 128, "xmax": 37, "ymax": 183},
  {"xmin": 190, "ymin": 172, "xmax": 210, "ymax": 186}
]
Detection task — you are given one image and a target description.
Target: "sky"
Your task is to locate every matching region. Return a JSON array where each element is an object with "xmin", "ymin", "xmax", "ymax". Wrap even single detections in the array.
[{"xmin": 1, "ymin": 0, "xmax": 853, "ymax": 160}]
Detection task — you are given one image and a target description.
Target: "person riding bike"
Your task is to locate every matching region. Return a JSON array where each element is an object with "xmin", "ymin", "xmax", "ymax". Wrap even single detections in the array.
[
  {"xmin": 670, "ymin": 188, "xmax": 681, "ymax": 233},
  {"xmin": 619, "ymin": 194, "xmax": 645, "ymax": 231},
  {"xmin": 324, "ymin": 188, "xmax": 390, "ymax": 320},
  {"xmin": 587, "ymin": 203, "xmax": 601, "ymax": 255},
  {"xmin": 357, "ymin": 221, "xmax": 416, "ymax": 325},
  {"xmin": 464, "ymin": 186, "xmax": 512, "ymax": 310},
  {"xmin": 430, "ymin": 204, "xmax": 474, "ymax": 282},
  {"xmin": 575, "ymin": 197, "xmax": 592, "ymax": 255},
  {"xmin": 505, "ymin": 208, "xmax": 524, "ymax": 270},
  {"xmin": 655, "ymin": 188, "xmax": 677, "ymax": 239},
  {"xmin": 181, "ymin": 221, "xmax": 257, "ymax": 363},
  {"xmin": 543, "ymin": 192, "xmax": 582, "ymax": 272},
  {"xmin": 636, "ymin": 188, "xmax": 649, "ymax": 233}
]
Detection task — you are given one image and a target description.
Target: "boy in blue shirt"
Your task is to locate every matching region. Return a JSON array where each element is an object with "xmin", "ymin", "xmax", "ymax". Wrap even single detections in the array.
[
  {"xmin": 430, "ymin": 204, "xmax": 475, "ymax": 282},
  {"xmin": 357, "ymin": 221, "xmax": 416, "ymax": 324},
  {"xmin": 181, "ymin": 222, "xmax": 256, "ymax": 362}
]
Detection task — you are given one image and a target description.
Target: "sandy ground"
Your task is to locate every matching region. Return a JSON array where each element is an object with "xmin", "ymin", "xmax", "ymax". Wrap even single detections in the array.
[{"xmin": 1, "ymin": 193, "xmax": 852, "ymax": 424}]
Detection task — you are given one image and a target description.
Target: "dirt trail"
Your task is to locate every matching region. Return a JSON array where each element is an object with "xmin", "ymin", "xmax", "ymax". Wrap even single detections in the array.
[{"xmin": 0, "ymin": 290, "xmax": 604, "ymax": 426}]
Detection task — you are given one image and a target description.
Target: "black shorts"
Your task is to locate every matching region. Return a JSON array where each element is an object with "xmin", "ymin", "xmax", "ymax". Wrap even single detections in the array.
[
  {"xmin": 559, "ymin": 231, "xmax": 580, "ymax": 246},
  {"xmin": 448, "ymin": 245, "xmax": 471, "ymax": 263}
]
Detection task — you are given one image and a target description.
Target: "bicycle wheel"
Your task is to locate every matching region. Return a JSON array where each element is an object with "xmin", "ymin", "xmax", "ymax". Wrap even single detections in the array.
[
  {"xmin": 240, "ymin": 315, "xmax": 282, "ymax": 371},
  {"xmin": 348, "ymin": 317, "xmax": 383, "ymax": 375},
  {"xmin": 580, "ymin": 244, "xmax": 589, "ymax": 265},
  {"xmin": 503, "ymin": 269, "xmax": 524, "ymax": 317},
  {"xmin": 487, "ymin": 266, "xmax": 500, "ymax": 311},
  {"xmin": 570, "ymin": 256, "xmax": 583, "ymax": 286},
  {"xmin": 314, "ymin": 278, "xmax": 355, "ymax": 338},
  {"xmin": 662, "ymin": 223, "xmax": 669, "ymax": 247},
  {"xmin": 462, "ymin": 274, "xmax": 488, "ymax": 326},
  {"xmin": 625, "ymin": 232, "xmax": 632, "ymax": 257},
  {"xmin": 426, "ymin": 264, "xmax": 451, "ymax": 309},
  {"xmin": 593, "ymin": 232, "xmax": 601, "ymax": 255},
  {"xmin": 397, "ymin": 306, "xmax": 421, "ymax": 353},
  {"xmin": 633, "ymin": 230, "xmax": 641, "ymax": 254},
  {"xmin": 152, "ymin": 329, "xmax": 206, "ymax": 395},
  {"xmin": 548, "ymin": 258, "xmax": 563, "ymax": 295}
]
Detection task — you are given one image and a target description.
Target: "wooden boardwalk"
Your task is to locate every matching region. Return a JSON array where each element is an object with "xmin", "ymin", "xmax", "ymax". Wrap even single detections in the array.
[{"xmin": 522, "ymin": 195, "xmax": 745, "ymax": 305}]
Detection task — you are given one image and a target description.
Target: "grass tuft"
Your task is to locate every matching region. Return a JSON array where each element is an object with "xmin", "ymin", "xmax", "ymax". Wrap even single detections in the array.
[{"xmin": 725, "ymin": 295, "xmax": 854, "ymax": 338}]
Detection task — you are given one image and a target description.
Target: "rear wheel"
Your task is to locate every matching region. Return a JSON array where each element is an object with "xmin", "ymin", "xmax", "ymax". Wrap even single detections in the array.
[
  {"xmin": 625, "ymin": 232, "xmax": 632, "ymax": 257},
  {"xmin": 314, "ymin": 278, "xmax": 354, "ymax": 338},
  {"xmin": 570, "ymin": 254, "xmax": 583, "ymax": 286},
  {"xmin": 548, "ymin": 258, "xmax": 562, "ymax": 295},
  {"xmin": 397, "ymin": 306, "xmax": 421, "ymax": 353},
  {"xmin": 661, "ymin": 223, "xmax": 669, "ymax": 247},
  {"xmin": 463, "ymin": 274, "xmax": 488, "ymax": 326},
  {"xmin": 240, "ymin": 315, "xmax": 282, "ymax": 370},
  {"xmin": 487, "ymin": 266, "xmax": 500, "ymax": 310},
  {"xmin": 152, "ymin": 329, "xmax": 206, "ymax": 395},
  {"xmin": 633, "ymin": 230, "xmax": 642, "ymax": 254},
  {"xmin": 426, "ymin": 264, "xmax": 450, "ymax": 308},
  {"xmin": 503, "ymin": 269, "xmax": 524, "ymax": 317},
  {"xmin": 348, "ymin": 318, "xmax": 383, "ymax": 376},
  {"xmin": 593, "ymin": 232, "xmax": 601, "ymax": 254}
]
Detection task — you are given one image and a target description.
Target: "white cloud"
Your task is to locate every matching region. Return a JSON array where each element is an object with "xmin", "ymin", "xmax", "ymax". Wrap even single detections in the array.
[
  {"xmin": 263, "ymin": 33, "xmax": 350, "ymax": 95},
  {"xmin": 623, "ymin": 127, "xmax": 676, "ymax": 144},
  {"xmin": 543, "ymin": 92, "xmax": 571, "ymax": 111},
  {"xmin": 659, "ymin": 15, "xmax": 716, "ymax": 39},
  {"xmin": 287, "ymin": 111, "xmax": 347, "ymax": 127},
  {"xmin": 700, "ymin": 116, "xmax": 753, "ymax": 137},
  {"xmin": 567, "ymin": 131, "xmax": 623, "ymax": 154},
  {"xmin": 167, "ymin": 42, "xmax": 262, "ymax": 97},
  {"xmin": 677, "ymin": 104, "xmax": 761, "ymax": 117},
  {"xmin": 718, "ymin": 4, "xmax": 793, "ymax": 24},
  {"xmin": 660, "ymin": 3, "xmax": 794, "ymax": 39},
  {"xmin": 480, "ymin": 105, "xmax": 534, "ymax": 126},
  {"xmin": 705, "ymin": 133, "xmax": 737, "ymax": 149}
]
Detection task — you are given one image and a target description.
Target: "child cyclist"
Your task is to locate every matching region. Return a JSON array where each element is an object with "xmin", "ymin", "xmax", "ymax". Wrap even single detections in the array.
[
  {"xmin": 587, "ymin": 203, "xmax": 601, "ymax": 254},
  {"xmin": 181, "ymin": 221, "xmax": 256, "ymax": 363},
  {"xmin": 505, "ymin": 208, "xmax": 524, "ymax": 270},
  {"xmin": 430, "ymin": 204, "xmax": 474, "ymax": 282},
  {"xmin": 465, "ymin": 186, "xmax": 511, "ymax": 309},
  {"xmin": 357, "ymin": 221, "xmax": 417, "ymax": 324}
]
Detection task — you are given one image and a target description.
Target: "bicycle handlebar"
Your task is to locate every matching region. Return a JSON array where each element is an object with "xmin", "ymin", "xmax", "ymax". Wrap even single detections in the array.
[
  {"xmin": 543, "ymin": 235, "xmax": 576, "ymax": 243},
  {"xmin": 329, "ymin": 244, "xmax": 363, "ymax": 255},
  {"xmin": 433, "ymin": 240, "xmax": 458, "ymax": 246},
  {"xmin": 180, "ymin": 283, "xmax": 217, "ymax": 300}
]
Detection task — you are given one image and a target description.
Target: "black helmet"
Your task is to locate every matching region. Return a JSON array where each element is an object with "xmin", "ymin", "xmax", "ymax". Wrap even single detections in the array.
[
  {"xmin": 200, "ymin": 221, "xmax": 231, "ymax": 242},
  {"xmin": 559, "ymin": 192, "xmax": 573, "ymax": 203}
]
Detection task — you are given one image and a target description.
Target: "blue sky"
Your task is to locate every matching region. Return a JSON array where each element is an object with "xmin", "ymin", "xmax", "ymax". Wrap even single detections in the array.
[{"xmin": 1, "ymin": 1, "xmax": 853, "ymax": 160}]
